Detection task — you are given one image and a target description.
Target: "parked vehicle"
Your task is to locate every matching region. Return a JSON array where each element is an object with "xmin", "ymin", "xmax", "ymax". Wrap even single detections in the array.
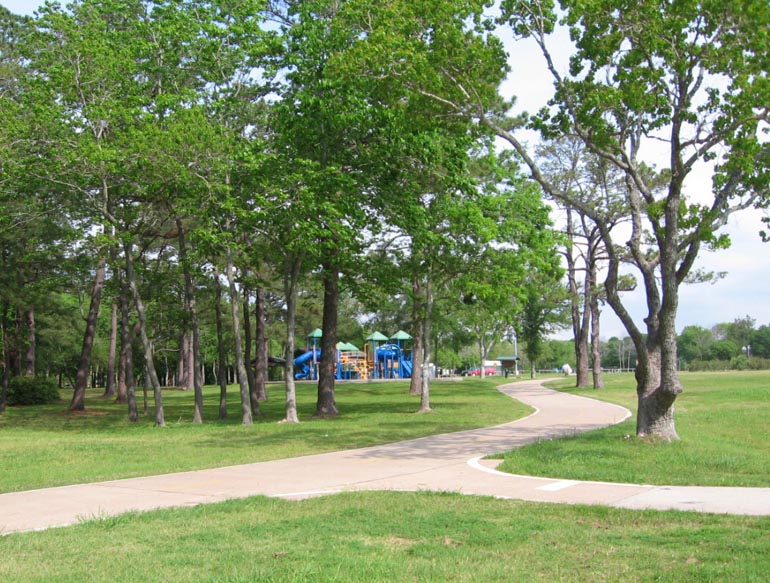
[{"xmin": 464, "ymin": 367, "xmax": 498, "ymax": 376}]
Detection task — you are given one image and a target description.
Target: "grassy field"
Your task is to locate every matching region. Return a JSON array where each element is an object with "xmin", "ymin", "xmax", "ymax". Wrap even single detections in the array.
[
  {"xmin": 2, "ymin": 372, "xmax": 769, "ymax": 581},
  {"xmin": 495, "ymin": 371, "xmax": 770, "ymax": 487},
  {"xmin": 1, "ymin": 491, "xmax": 768, "ymax": 582},
  {"xmin": 0, "ymin": 377, "xmax": 530, "ymax": 493}
]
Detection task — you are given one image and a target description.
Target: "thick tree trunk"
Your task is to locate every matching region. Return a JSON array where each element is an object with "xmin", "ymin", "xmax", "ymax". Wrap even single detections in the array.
[
  {"xmin": 226, "ymin": 251, "xmax": 254, "ymax": 425},
  {"xmin": 104, "ymin": 299, "xmax": 117, "ymax": 398},
  {"xmin": 635, "ymin": 346, "xmax": 680, "ymax": 440},
  {"xmin": 213, "ymin": 274, "xmax": 228, "ymax": 420},
  {"xmin": 315, "ymin": 265, "xmax": 340, "ymax": 418},
  {"xmin": 70, "ymin": 257, "xmax": 106, "ymax": 411},
  {"xmin": 254, "ymin": 288, "xmax": 268, "ymax": 402},
  {"xmin": 24, "ymin": 309, "xmax": 35, "ymax": 377}
]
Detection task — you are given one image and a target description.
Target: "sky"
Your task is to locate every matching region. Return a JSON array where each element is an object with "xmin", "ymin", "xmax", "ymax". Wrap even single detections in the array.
[{"xmin": 3, "ymin": 0, "xmax": 769, "ymax": 339}]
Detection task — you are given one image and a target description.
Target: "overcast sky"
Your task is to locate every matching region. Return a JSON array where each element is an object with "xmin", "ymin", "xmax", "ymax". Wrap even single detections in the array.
[{"xmin": 4, "ymin": 0, "xmax": 768, "ymax": 339}]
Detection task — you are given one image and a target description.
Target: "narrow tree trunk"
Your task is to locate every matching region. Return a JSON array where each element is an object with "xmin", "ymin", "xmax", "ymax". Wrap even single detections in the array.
[
  {"xmin": 589, "ymin": 282, "xmax": 604, "ymax": 390},
  {"xmin": 119, "ymin": 279, "xmax": 138, "ymax": 421},
  {"xmin": 254, "ymin": 287, "xmax": 268, "ymax": 402},
  {"xmin": 24, "ymin": 309, "xmax": 35, "ymax": 377},
  {"xmin": 177, "ymin": 220, "xmax": 203, "ymax": 423},
  {"xmin": 226, "ymin": 250, "xmax": 253, "ymax": 425},
  {"xmin": 213, "ymin": 273, "xmax": 228, "ymax": 420},
  {"xmin": 418, "ymin": 278, "xmax": 433, "ymax": 413},
  {"xmin": 124, "ymin": 242, "xmax": 164, "ymax": 426},
  {"xmin": 104, "ymin": 299, "xmax": 118, "ymax": 398},
  {"xmin": 409, "ymin": 322, "xmax": 424, "ymax": 395},
  {"xmin": 243, "ymin": 288, "xmax": 259, "ymax": 414},
  {"xmin": 70, "ymin": 257, "xmax": 106, "ymax": 411},
  {"xmin": 281, "ymin": 257, "xmax": 301, "ymax": 424},
  {"xmin": 315, "ymin": 265, "xmax": 340, "ymax": 418}
]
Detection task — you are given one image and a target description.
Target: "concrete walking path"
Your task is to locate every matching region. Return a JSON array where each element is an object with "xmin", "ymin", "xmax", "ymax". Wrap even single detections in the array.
[{"xmin": 2, "ymin": 380, "xmax": 769, "ymax": 535}]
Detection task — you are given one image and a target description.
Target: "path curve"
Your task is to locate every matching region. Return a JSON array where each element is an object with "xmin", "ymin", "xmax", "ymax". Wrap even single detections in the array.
[{"xmin": 1, "ymin": 380, "xmax": 768, "ymax": 535}]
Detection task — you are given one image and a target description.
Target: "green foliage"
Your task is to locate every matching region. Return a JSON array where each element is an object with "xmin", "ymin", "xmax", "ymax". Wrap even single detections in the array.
[{"xmin": 7, "ymin": 376, "xmax": 60, "ymax": 406}]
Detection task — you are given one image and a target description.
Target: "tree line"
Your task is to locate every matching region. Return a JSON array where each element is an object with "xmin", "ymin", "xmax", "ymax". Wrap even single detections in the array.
[
  {"xmin": 2, "ymin": 0, "xmax": 769, "ymax": 441},
  {"xmin": 0, "ymin": 0, "xmax": 562, "ymax": 423}
]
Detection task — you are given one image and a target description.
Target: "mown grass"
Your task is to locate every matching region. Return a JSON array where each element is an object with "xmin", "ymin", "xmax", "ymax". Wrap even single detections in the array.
[
  {"xmin": 0, "ymin": 377, "xmax": 530, "ymax": 493},
  {"xmin": 495, "ymin": 371, "xmax": 770, "ymax": 487},
  {"xmin": 1, "ymin": 491, "xmax": 768, "ymax": 582}
]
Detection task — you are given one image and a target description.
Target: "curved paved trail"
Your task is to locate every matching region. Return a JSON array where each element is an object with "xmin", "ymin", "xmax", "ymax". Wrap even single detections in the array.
[{"xmin": 2, "ymin": 380, "xmax": 768, "ymax": 535}]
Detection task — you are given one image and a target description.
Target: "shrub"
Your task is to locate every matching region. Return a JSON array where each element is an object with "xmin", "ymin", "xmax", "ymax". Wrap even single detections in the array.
[{"xmin": 7, "ymin": 376, "xmax": 61, "ymax": 406}]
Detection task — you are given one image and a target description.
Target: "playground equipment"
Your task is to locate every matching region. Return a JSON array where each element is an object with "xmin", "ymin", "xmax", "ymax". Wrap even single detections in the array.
[
  {"xmin": 294, "ymin": 329, "xmax": 413, "ymax": 380},
  {"xmin": 365, "ymin": 330, "xmax": 413, "ymax": 379}
]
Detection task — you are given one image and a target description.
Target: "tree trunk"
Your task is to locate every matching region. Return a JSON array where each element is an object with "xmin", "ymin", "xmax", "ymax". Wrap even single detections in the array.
[
  {"xmin": 243, "ymin": 288, "xmax": 259, "ymax": 414},
  {"xmin": 177, "ymin": 220, "xmax": 203, "ymax": 423},
  {"xmin": 566, "ymin": 209, "xmax": 591, "ymax": 388},
  {"xmin": 104, "ymin": 299, "xmax": 118, "ymax": 398},
  {"xmin": 409, "ymin": 279, "xmax": 424, "ymax": 395},
  {"xmin": 213, "ymin": 273, "xmax": 228, "ymax": 420},
  {"xmin": 124, "ymin": 241, "xmax": 164, "ymax": 426},
  {"xmin": 24, "ymin": 309, "xmax": 35, "ymax": 377},
  {"xmin": 418, "ymin": 277, "xmax": 433, "ymax": 413},
  {"xmin": 70, "ymin": 257, "xmax": 106, "ymax": 411},
  {"xmin": 254, "ymin": 287, "xmax": 268, "ymax": 402},
  {"xmin": 634, "ymin": 346, "xmax": 680, "ymax": 440},
  {"xmin": 118, "ymin": 278, "xmax": 138, "ymax": 422},
  {"xmin": 409, "ymin": 321, "xmax": 424, "ymax": 395},
  {"xmin": 589, "ymin": 281, "xmax": 604, "ymax": 390},
  {"xmin": 177, "ymin": 332, "xmax": 192, "ymax": 390},
  {"xmin": 225, "ymin": 250, "xmax": 254, "ymax": 425},
  {"xmin": 315, "ymin": 265, "xmax": 340, "ymax": 418},
  {"xmin": 282, "ymin": 257, "xmax": 301, "ymax": 424}
]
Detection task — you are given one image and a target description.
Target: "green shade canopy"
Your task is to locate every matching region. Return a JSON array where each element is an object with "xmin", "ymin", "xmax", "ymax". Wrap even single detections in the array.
[
  {"xmin": 336, "ymin": 342, "xmax": 359, "ymax": 351},
  {"xmin": 307, "ymin": 328, "xmax": 323, "ymax": 339},
  {"xmin": 366, "ymin": 331, "xmax": 389, "ymax": 342},
  {"xmin": 390, "ymin": 330, "xmax": 412, "ymax": 341}
]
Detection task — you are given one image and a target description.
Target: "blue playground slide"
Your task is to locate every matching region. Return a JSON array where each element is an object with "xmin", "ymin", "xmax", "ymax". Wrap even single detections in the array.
[
  {"xmin": 294, "ymin": 349, "xmax": 320, "ymax": 379},
  {"xmin": 401, "ymin": 360, "xmax": 412, "ymax": 378}
]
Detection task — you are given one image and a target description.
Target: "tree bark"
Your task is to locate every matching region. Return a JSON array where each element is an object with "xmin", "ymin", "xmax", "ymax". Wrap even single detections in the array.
[
  {"xmin": 225, "ymin": 250, "xmax": 254, "ymax": 425},
  {"xmin": 124, "ymin": 241, "xmax": 164, "ymax": 426},
  {"xmin": 315, "ymin": 264, "xmax": 340, "ymax": 418},
  {"xmin": 104, "ymin": 299, "xmax": 118, "ymax": 398},
  {"xmin": 0, "ymin": 301, "xmax": 10, "ymax": 414},
  {"xmin": 213, "ymin": 273, "xmax": 228, "ymax": 420},
  {"xmin": 243, "ymin": 288, "xmax": 259, "ymax": 414},
  {"xmin": 418, "ymin": 277, "xmax": 433, "ymax": 413},
  {"xmin": 70, "ymin": 257, "xmax": 106, "ymax": 411},
  {"xmin": 177, "ymin": 219, "xmax": 203, "ymax": 423},
  {"xmin": 281, "ymin": 256, "xmax": 301, "ymax": 424},
  {"xmin": 254, "ymin": 287, "xmax": 268, "ymax": 402},
  {"xmin": 409, "ymin": 278, "xmax": 424, "ymax": 395},
  {"xmin": 118, "ymin": 277, "xmax": 138, "ymax": 421},
  {"xmin": 589, "ymin": 268, "xmax": 604, "ymax": 389}
]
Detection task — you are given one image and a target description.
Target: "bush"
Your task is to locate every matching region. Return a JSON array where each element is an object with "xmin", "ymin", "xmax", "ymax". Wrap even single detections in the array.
[{"xmin": 7, "ymin": 376, "xmax": 61, "ymax": 406}]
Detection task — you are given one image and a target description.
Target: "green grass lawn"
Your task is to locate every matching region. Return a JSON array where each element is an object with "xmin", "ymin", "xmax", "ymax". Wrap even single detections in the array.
[
  {"xmin": 2, "ymin": 491, "xmax": 768, "ymax": 582},
  {"xmin": 495, "ymin": 371, "xmax": 770, "ymax": 487},
  {"xmin": 0, "ymin": 377, "xmax": 530, "ymax": 493}
]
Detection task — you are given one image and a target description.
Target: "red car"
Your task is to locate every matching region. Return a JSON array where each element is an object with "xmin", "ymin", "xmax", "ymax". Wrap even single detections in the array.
[{"xmin": 465, "ymin": 367, "xmax": 497, "ymax": 376}]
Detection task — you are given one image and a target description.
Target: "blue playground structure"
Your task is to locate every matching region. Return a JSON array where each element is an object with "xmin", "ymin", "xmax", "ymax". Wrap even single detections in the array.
[{"xmin": 293, "ymin": 329, "xmax": 413, "ymax": 380}]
